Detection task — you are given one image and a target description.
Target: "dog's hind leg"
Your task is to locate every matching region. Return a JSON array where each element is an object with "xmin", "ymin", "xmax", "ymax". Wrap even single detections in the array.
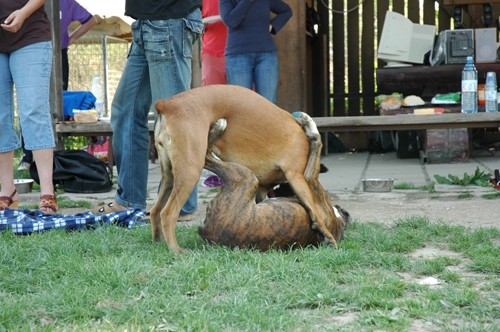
[
  {"xmin": 287, "ymin": 113, "xmax": 338, "ymax": 246},
  {"xmin": 303, "ymin": 137, "xmax": 344, "ymax": 243},
  {"xmin": 285, "ymin": 171, "xmax": 338, "ymax": 247}
]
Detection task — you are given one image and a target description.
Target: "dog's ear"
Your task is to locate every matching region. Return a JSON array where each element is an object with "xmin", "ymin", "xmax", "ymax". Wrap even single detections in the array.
[
  {"xmin": 155, "ymin": 99, "xmax": 168, "ymax": 114},
  {"xmin": 334, "ymin": 204, "xmax": 351, "ymax": 228},
  {"xmin": 320, "ymin": 163, "xmax": 328, "ymax": 173}
]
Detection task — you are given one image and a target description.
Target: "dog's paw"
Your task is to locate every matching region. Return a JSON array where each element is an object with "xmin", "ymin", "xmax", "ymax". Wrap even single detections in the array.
[{"xmin": 322, "ymin": 237, "xmax": 338, "ymax": 249}]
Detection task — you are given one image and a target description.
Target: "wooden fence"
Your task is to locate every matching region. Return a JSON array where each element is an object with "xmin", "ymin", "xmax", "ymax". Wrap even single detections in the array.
[{"xmin": 323, "ymin": 0, "xmax": 453, "ymax": 117}]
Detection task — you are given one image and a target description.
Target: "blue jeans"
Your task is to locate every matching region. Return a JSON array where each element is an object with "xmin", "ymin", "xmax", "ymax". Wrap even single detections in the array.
[
  {"xmin": 0, "ymin": 41, "xmax": 54, "ymax": 153},
  {"xmin": 225, "ymin": 51, "xmax": 279, "ymax": 104},
  {"xmin": 111, "ymin": 10, "xmax": 203, "ymax": 211}
]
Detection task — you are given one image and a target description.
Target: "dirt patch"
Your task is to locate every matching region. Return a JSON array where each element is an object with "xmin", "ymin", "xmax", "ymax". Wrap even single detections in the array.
[
  {"xmin": 323, "ymin": 312, "xmax": 357, "ymax": 325},
  {"xmin": 330, "ymin": 187, "xmax": 499, "ymax": 229},
  {"xmin": 409, "ymin": 246, "xmax": 463, "ymax": 259},
  {"xmin": 408, "ymin": 319, "xmax": 441, "ymax": 332}
]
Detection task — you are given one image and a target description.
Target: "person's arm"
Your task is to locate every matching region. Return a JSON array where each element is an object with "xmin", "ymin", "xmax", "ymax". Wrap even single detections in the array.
[
  {"xmin": 68, "ymin": 15, "xmax": 97, "ymax": 45},
  {"xmin": 269, "ymin": 0, "xmax": 292, "ymax": 34},
  {"xmin": 1, "ymin": 0, "xmax": 46, "ymax": 33},
  {"xmin": 219, "ymin": 0, "xmax": 253, "ymax": 29}
]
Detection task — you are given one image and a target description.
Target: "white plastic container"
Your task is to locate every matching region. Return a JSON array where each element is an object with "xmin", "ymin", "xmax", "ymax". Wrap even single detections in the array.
[
  {"xmin": 91, "ymin": 73, "xmax": 104, "ymax": 117},
  {"xmin": 485, "ymin": 71, "xmax": 498, "ymax": 112}
]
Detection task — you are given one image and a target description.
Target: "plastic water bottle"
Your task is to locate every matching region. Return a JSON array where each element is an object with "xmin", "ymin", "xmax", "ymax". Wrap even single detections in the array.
[
  {"xmin": 91, "ymin": 73, "xmax": 104, "ymax": 117},
  {"xmin": 485, "ymin": 71, "xmax": 498, "ymax": 112},
  {"xmin": 461, "ymin": 56, "xmax": 478, "ymax": 114}
]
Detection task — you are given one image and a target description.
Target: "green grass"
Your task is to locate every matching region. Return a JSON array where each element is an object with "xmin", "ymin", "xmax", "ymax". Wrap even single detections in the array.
[
  {"xmin": 434, "ymin": 168, "xmax": 492, "ymax": 187},
  {"xmin": 1, "ymin": 216, "xmax": 499, "ymax": 331},
  {"xmin": 394, "ymin": 181, "xmax": 500, "ymax": 200},
  {"xmin": 481, "ymin": 191, "xmax": 500, "ymax": 200},
  {"xmin": 394, "ymin": 182, "xmax": 435, "ymax": 192},
  {"xmin": 458, "ymin": 191, "xmax": 474, "ymax": 199}
]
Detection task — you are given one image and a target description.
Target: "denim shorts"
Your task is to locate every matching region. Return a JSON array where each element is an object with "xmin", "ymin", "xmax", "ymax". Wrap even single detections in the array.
[{"xmin": 0, "ymin": 41, "xmax": 55, "ymax": 152}]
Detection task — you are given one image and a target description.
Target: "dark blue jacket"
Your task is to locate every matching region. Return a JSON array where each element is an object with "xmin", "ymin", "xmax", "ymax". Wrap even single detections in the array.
[{"xmin": 220, "ymin": 0, "xmax": 292, "ymax": 55}]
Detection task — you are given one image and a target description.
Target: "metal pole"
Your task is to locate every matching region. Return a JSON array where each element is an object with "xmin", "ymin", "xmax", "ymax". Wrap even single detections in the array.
[
  {"xmin": 102, "ymin": 36, "xmax": 109, "ymax": 117},
  {"xmin": 46, "ymin": 0, "xmax": 64, "ymax": 147}
]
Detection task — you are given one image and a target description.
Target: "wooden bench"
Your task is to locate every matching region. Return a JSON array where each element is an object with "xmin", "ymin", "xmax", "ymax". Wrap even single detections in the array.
[
  {"xmin": 313, "ymin": 112, "xmax": 500, "ymax": 132},
  {"xmin": 56, "ymin": 112, "xmax": 500, "ymax": 136},
  {"xmin": 56, "ymin": 112, "xmax": 500, "ymax": 165},
  {"xmin": 56, "ymin": 120, "xmax": 155, "ymax": 137},
  {"xmin": 314, "ymin": 112, "xmax": 500, "ymax": 157}
]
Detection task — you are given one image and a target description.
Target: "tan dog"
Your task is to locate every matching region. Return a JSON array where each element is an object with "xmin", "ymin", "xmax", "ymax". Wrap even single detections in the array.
[
  {"xmin": 150, "ymin": 85, "xmax": 338, "ymax": 253},
  {"xmin": 198, "ymin": 118, "xmax": 349, "ymax": 250}
]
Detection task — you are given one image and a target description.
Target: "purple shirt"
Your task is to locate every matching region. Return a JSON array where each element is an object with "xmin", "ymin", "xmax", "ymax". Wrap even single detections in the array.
[{"xmin": 60, "ymin": 0, "xmax": 94, "ymax": 49}]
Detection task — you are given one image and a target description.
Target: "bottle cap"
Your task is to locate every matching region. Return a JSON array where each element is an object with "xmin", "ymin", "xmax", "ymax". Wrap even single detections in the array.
[{"xmin": 486, "ymin": 71, "xmax": 497, "ymax": 85}]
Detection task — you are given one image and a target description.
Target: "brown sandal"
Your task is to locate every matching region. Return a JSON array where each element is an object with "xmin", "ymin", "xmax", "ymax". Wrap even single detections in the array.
[
  {"xmin": 39, "ymin": 194, "xmax": 58, "ymax": 214},
  {"xmin": 0, "ymin": 189, "xmax": 18, "ymax": 211}
]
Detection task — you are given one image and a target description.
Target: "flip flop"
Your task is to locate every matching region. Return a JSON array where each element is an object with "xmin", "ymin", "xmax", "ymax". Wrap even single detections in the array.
[
  {"xmin": 39, "ymin": 194, "xmax": 58, "ymax": 214},
  {"xmin": 0, "ymin": 189, "xmax": 18, "ymax": 211}
]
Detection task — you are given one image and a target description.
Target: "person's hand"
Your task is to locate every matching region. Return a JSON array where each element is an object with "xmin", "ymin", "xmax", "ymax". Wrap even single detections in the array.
[{"xmin": 1, "ymin": 10, "xmax": 27, "ymax": 33}]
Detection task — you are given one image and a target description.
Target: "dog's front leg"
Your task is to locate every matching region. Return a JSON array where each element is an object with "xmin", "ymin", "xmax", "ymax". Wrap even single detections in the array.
[
  {"xmin": 160, "ymin": 165, "xmax": 203, "ymax": 253},
  {"xmin": 160, "ymin": 183, "xmax": 198, "ymax": 253},
  {"xmin": 160, "ymin": 206, "xmax": 184, "ymax": 254}
]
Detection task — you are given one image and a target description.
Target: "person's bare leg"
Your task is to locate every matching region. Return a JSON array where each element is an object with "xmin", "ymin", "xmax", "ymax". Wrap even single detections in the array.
[
  {"xmin": 32, "ymin": 149, "xmax": 54, "ymax": 195},
  {"xmin": 0, "ymin": 151, "xmax": 18, "ymax": 203},
  {"xmin": 32, "ymin": 149, "xmax": 57, "ymax": 212}
]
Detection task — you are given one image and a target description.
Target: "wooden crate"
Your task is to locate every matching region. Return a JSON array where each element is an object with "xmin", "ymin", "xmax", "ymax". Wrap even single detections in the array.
[{"xmin": 420, "ymin": 128, "xmax": 469, "ymax": 163}]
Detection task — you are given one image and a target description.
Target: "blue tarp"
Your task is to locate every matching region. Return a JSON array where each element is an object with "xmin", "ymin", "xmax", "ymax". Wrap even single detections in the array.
[{"xmin": 63, "ymin": 91, "xmax": 96, "ymax": 119}]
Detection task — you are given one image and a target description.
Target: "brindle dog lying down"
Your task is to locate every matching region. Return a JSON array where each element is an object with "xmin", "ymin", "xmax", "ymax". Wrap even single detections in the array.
[{"xmin": 198, "ymin": 117, "xmax": 350, "ymax": 251}]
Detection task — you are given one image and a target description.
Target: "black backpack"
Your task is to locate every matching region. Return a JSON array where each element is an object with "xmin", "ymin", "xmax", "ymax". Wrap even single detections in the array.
[{"xmin": 30, "ymin": 150, "xmax": 113, "ymax": 193}]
